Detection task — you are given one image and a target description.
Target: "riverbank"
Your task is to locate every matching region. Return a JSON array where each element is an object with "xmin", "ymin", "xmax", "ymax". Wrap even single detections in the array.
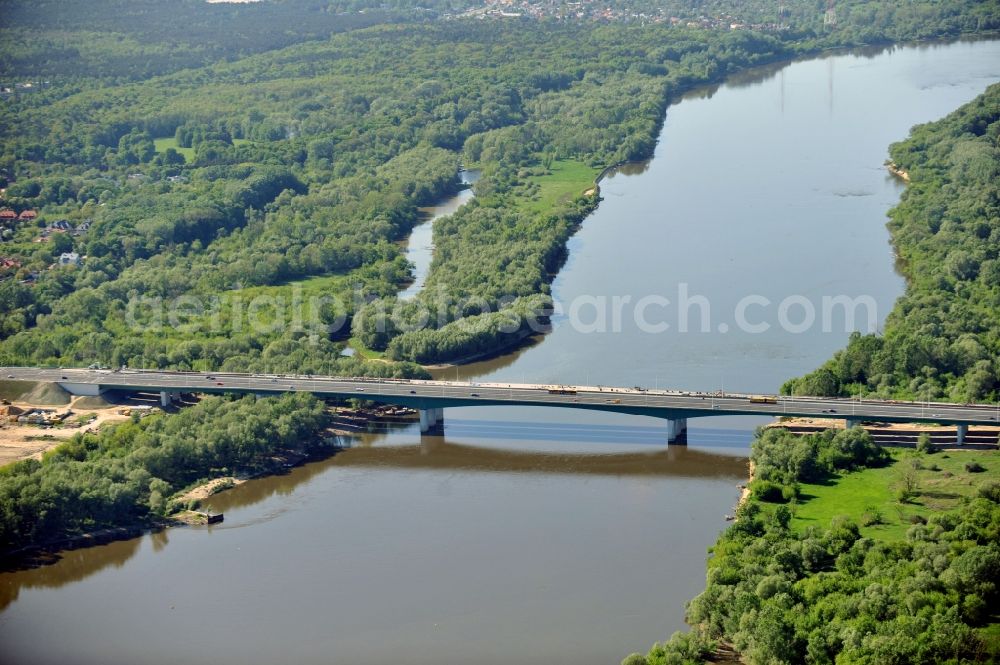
[
  {"xmin": 0, "ymin": 393, "xmax": 334, "ymax": 564},
  {"xmin": 1, "ymin": 522, "xmax": 165, "ymax": 570},
  {"xmin": 733, "ymin": 459, "xmax": 754, "ymax": 517},
  {"xmin": 624, "ymin": 428, "xmax": 1000, "ymax": 664},
  {"xmin": 422, "ymin": 328, "xmax": 543, "ymax": 371},
  {"xmin": 885, "ymin": 159, "xmax": 911, "ymax": 182},
  {"xmin": 0, "ymin": 434, "xmax": 339, "ymax": 570},
  {"xmin": 782, "ymin": 81, "xmax": 1000, "ymax": 402}
]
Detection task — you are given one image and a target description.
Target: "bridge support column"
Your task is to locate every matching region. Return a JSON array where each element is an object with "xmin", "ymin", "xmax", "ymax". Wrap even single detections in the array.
[
  {"xmin": 419, "ymin": 408, "xmax": 444, "ymax": 434},
  {"xmin": 956, "ymin": 424, "xmax": 967, "ymax": 446},
  {"xmin": 160, "ymin": 391, "xmax": 181, "ymax": 407},
  {"xmin": 667, "ymin": 418, "xmax": 687, "ymax": 444},
  {"xmin": 844, "ymin": 417, "xmax": 862, "ymax": 429}
]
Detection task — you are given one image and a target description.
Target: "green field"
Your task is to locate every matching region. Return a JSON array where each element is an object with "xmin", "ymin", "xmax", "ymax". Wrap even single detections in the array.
[
  {"xmin": 791, "ymin": 447, "xmax": 999, "ymax": 540},
  {"xmin": 346, "ymin": 336, "xmax": 386, "ymax": 360},
  {"xmin": 517, "ymin": 159, "xmax": 599, "ymax": 213},
  {"xmin": 153, "ymin": 137, "xmax": 195, "ymax": 162}
]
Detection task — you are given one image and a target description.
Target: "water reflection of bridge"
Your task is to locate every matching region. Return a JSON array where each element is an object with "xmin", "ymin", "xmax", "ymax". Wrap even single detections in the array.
[
  {"xmin": 203, "ymin": 432, "xmax": 749, "ymax": 520},
  {"xmin": 333, "ymin": 438, "xmax": 748, "ymax": 479}
]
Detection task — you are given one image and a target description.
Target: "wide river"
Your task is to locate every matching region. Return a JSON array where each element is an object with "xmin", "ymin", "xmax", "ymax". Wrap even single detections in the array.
[{"xmin": 2, "ymin": 39, "xmax": 999, "ymax": 665}]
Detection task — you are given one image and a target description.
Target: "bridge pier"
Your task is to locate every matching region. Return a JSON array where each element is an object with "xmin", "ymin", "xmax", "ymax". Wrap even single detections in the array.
[
  {"xmin": 956, "ymin": 424, "xmax": 967, "ymax": 446},
  {"xmin": 418, "ymin": 408, "xmax": 444, "ymax": 434},
  {"xmin": 844, "ymin": 417, "xmax": 862, "ymax": 429},
  {"xmin": 667, "ymin": 418, "xmax": 687, "ymax": 444},
  {"xmin": 159, "ymin": 391, "xmax": 180, "ymax": 408}
]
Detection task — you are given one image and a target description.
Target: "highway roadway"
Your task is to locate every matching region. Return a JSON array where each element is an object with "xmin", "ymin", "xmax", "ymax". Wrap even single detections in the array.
[{"xmin": 4, "ymin": 366, "xmax": 1000, "ymax": 426}]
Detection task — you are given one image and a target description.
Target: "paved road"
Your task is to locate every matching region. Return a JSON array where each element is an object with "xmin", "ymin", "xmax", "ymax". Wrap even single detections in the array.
[{"xmin": 4, "ymin": 366, "xmax": 999, "ymax": 426}]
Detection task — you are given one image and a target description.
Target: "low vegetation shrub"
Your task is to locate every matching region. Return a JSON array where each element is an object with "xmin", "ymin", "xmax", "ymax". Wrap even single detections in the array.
[
  {"xmin": 979, "ymin": 481, "xmax": 1000, "ymax": 503},
  {"xmin": 861, "ymin": 504, "xmax": 884, "ymax": 526},
  {"xmin": 750, "ymin": 479, "xmax": 786, "ymax": 503}
]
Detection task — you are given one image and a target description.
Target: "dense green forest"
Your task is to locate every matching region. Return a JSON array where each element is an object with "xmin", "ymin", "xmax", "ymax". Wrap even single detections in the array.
[
  {"xmin": 0, "ymin": 0, "xmax": 413, "ymax": 82},
  {"xmin": 2, "ymin": 1, "xmax": 996, "ymax": 369},
  {"xmin": 0, "ymin": 393, "xmax": 332, "ymax": 552},
  {"xmin": 623, "ymin": 427, "xmax": 1000, "ymax": 664},
  {"xmin": 0, "ymin": 14, "xmax": 790, "ymax": 369},
  {"xmin": 784, "ymin": 83, "xmax": 1000, "ymax": 403}
]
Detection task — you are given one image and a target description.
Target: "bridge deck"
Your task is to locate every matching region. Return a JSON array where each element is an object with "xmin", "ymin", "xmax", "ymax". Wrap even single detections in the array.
[{"xmin": 3, "ymin": 367, "xmax": 999, "ymax": 427}]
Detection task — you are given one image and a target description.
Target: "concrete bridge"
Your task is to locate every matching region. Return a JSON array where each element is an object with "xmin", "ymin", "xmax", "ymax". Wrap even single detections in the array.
[{"xmin": 4, "ymin": 367, "xmax": 999, "ymax": 444}]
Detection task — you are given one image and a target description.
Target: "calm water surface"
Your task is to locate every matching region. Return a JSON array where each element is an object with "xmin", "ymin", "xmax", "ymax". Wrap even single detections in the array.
[
  {"xmin": 2, "ymin": 39, "xmax": 998, "ymax": 665},
  {"xmin": 398, "ymin": 169, "xmax": 479, "ymax": 300}
]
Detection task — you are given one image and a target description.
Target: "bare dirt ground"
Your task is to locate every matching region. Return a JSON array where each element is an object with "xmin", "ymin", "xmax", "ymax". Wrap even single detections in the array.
[
  {"xmin": 174, "ymin": 477, "xmax": 245, "ymax": 504},
  {"xmin": 774, "ymin": 416, "xmax": 1000, "ymax": 433},
  {"xmin": 770, "ymin": 416, "xmax": 1000, "ymax": 448},
  {"xmin": 0, "ymin": 396, "xmax": 131, "ymax": 466}
]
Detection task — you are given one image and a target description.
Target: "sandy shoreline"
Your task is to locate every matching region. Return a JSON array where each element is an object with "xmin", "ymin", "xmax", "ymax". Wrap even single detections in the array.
[{"xmin": 734, "ymin": 459, "xmax": 754, "ymax": 517}]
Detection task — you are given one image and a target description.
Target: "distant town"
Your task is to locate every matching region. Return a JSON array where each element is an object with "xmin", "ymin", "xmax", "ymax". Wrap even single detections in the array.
[{"xmin": 446, "ymin": 0, "xmax": 788, "ymax": 30}]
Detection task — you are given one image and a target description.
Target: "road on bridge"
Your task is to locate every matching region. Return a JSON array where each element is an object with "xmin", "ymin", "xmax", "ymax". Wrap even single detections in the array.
[{"xmin": 3, "ymin": 366, "xmax": 1000, "ymax": 427}]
